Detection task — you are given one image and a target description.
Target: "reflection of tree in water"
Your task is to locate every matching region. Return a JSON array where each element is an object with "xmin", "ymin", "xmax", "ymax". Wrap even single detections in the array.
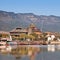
[
  {"xmin": 28, "ymin": 47, "xmax": 40, "ymax": 60},
  {"xmin": 15, "ymin": 55, "xmax": 21, "ymax": 60},
  {"xmin": 0, "ymin": 46, "xmax": 41, "ymax": 60},
  {"xmin": 11, "ymin": 51, "xmax": 21, "ymax": 60},
  {"xmin": 10, "ymin": 46, "xmax": 28, "ymax": 60}
]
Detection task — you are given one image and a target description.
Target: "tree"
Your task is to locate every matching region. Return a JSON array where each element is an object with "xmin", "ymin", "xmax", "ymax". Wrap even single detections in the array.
[
  {"xmin": 31, "ymin": 33, "xmax": 39, "ymax": 40},
  {"xmin": 26, "ymin": 35, "xmax": 35, "ymax": 41},
  {"xmin": 40, "ymin": 33, "xmax": 47, "ymax": 41},
  {"xmin": 19, "ymin": 34, "xmax": 27, "ymax": 41}
]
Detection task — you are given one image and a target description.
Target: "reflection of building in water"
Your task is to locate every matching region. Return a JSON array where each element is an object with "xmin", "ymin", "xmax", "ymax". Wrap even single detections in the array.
[
  {"xmin": 27, "ymin": 46, "xmax": 40, "ymax": 60},
  {"xmin": 0, "ymin": 45, "xmax": 41, "ymax": 60},
  {"xmin": 57, "ymin": 45, "xmax": 60, "ymax": 50},
  {"xmin": 0, "ymin": 45, "xmax": 12, "ymax": 54},
  {"xmin": 47, "ymin": 45, "xmax": 55, "ymax": 52}
]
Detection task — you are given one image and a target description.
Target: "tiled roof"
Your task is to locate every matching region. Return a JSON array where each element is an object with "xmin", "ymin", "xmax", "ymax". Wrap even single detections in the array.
[
  {"xmin": 10, "ymin": 28, "xmax": 28, "ymax": 33},
  {"xmin": 0, "ymin": 31, "xmax": 10, "ymax": 34}
]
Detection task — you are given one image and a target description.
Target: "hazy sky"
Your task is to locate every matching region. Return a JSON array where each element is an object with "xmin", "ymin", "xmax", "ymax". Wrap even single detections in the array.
[{"xmin": 0, "ymin": 0, "xmax": 60, "ymax": 16}]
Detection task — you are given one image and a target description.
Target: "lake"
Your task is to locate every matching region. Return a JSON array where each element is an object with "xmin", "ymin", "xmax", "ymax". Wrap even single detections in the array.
[{"xmin": 0, "ymin": 45, "xmax": 60, "ymax": 60}]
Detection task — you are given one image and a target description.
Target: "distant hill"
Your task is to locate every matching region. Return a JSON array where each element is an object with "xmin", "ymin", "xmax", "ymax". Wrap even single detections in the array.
[{"xmin": 0, "ymin": 10, "xmax": 60, "ymax": 32}]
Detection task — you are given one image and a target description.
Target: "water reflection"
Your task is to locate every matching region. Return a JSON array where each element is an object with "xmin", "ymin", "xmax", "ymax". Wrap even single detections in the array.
[
  {"xmin": 47, "ymin": 45, "xmax": 55, "ymax": 52},
  {"xmin": 0, "ymin": 45, "xmax": 60, "ymax": 60},
  {"xmin": 0, "ymin": 45, "xmax": 41, "ymax": 60}
]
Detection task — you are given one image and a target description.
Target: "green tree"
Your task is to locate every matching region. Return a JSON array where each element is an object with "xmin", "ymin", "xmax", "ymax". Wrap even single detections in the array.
[
  {"xmin": 19, "ymin": 34, "xmax": 27, "ymax": 41},
  {"xmin": 31, "ymin": 33, "xmax": 39, "ymax": 40},
  {"xmin": 40, "ymin": 33, "xmax": 47, "ymax": 41},
  {"xmin": 26, "ymin": 35, "xmax": 35, "ymax": 41}
]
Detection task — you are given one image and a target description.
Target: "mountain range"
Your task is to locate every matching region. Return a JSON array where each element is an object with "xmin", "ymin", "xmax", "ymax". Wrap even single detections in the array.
[{"xmin": 0, "ymin": 10, "xmax": 60, "ymax": 32}]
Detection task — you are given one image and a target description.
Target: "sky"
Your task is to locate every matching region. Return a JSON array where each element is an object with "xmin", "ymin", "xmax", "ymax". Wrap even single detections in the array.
[{"xmin": 0, "ymin": 0, "xmax": 60, "ymax": 16}]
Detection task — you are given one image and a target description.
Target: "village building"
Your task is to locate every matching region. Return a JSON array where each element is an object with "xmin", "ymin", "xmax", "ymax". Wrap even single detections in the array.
[
  {"xmin": 10, "ymin": 23, "xmax": 42, "ymax": 41},
  {"xmin": 27, "ymin": 23, "xmax": 42, "ymax": 36},
  {"xmin": 10, "ymin": 27, "xmax": 28, "ymax": 40},
  {"xmin": 0, "ymin": 31, "xmax": 12, "ymax": 41}
]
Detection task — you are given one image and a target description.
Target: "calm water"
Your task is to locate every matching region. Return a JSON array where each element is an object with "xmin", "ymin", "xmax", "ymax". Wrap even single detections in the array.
[{"xmin": 0, "ymin": 45, "xmax": 60, "ymax": 60}]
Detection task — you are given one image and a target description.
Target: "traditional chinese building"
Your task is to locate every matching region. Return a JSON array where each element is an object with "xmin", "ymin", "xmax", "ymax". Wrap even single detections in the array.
[
  {"xmin": 10, "ymin": 27, "xmax": 28, "ymax": 40},
  {"xmin": 27, "ymin": 23, "xmax": 42, "ymax": 36},
  {"xmin": 10, "ymin": 23, "xmax": 42, "ymax": 40}
]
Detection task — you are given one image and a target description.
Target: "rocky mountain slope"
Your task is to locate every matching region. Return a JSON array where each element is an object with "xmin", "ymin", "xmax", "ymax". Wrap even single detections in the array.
[{"xmin": 0, "ymin": 10, "xmax": 60, "ymax": 32}]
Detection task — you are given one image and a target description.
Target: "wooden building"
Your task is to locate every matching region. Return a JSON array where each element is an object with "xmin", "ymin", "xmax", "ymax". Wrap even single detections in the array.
[{"xmin": 10, "ymin": 27, "xmax": 28, "ymax": 40}]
